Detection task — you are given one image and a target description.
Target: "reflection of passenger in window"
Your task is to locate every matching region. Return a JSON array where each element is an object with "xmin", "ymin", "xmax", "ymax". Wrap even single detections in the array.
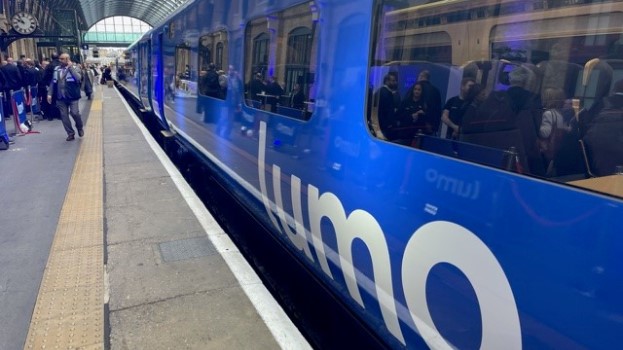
[
  {"xmin": 248, "ymin": 72, "xmax": 266, "ymax": 102},
  {"xmin": 396, "ymin": 82, "xmax": 428, "ymax": 140},
  {"xmin": 266, "ymin": 76, "xmax": 284, "ymax": 112},
  {"xmin": 539, "ymin": 88, "xmax": 570, "ymax": 139},
  {"xmin": 417, "ymin": 70, "xmax": 442, "ymax": 135},
  {"xmin": 441, "ymin": 77, "xmax": 475, "ymax": 139},
  {"xmin": 460, "ymin": 83, "xmax": 486, "ymax": 134},
  {"xmin": 373, "ymin": 73, "xmax": 400, "ymax": 140},
  {"xmin": 582, "ymin": 79, "xmax": 623, "ymax": 176},
  {"xmin": 289, "ymin": 83, "xmax": 305, "ymax": 109},
  {"xmin": 507, "ymin": 67, "xmax": 541, "ymax": 113},
  {"xmin": 199, "ymin": 63, "xmax": 221, "ymax": 98}
]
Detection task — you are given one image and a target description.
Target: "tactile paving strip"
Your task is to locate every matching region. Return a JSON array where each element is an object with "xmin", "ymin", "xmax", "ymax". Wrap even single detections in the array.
[{"xmin": 24, "ymin": 96, "xmax": 104, "ymax": 349}]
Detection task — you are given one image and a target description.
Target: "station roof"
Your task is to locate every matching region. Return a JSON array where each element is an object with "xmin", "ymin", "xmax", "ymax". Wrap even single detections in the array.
[{"xmin": 51, "ymin": 0, "xmax": 190, "ymax": 30}]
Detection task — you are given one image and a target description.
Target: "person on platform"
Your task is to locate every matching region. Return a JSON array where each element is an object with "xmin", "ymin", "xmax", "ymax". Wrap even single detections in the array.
[
  {"xmin": 81, "ymin": 63, "xmax": 94, "ymax": 100},
  {"xmin": 47, "ymin": 53, "xmax": 84, "ymax": 141},
  {"xmin": 42, "ymin": 53, "xmax": 61, "ymax": 120},
  {"xmin": 1, "ymin": 57, "xmax": 23, "ymax": 124}
]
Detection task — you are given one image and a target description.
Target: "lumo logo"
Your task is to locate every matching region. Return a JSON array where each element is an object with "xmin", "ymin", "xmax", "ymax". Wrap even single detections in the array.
[{"xmin": 257, "ymin": 122, "xmax": 521, "ymax": 348}]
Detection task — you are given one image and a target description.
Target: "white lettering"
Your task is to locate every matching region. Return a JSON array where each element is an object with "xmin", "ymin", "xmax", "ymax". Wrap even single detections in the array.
[
  {"xmin": 257, "ymin": 121, "xmax": 520, "ymax": 348},
  {"xmin": 258, "ymin": 122, "xmax": 283, "ymax": 232},
  {"xmin": 308, "ymin": 185, "xmax": 404, "ymax": 344},
  {"xmin": 273, "ymin": 165, "xmax": 313, "ymax": 261},
  {"xmin": 425, "ymin": 169, "xmax": 480, "ymax": 199},
  {"xmin": 401, "ymin": 221, "xmax": 521, "ymax": 349}
]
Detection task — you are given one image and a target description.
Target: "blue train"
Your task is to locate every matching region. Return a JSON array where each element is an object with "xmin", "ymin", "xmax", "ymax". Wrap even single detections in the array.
[{"xmin": 119, "ymin": 0, "xmax": 623, "ymax": 348}]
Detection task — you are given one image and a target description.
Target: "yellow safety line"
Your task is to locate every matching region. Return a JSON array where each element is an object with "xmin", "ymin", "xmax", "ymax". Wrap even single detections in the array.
[{"xmin": 24, "ymin": 93, "xmax": 104, "ymax": 349}]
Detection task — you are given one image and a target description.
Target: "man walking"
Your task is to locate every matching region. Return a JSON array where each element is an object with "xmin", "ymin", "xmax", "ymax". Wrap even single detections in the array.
[{"xmin": 47, "ymin": 53, "xmax": 84, "ymax": 141}]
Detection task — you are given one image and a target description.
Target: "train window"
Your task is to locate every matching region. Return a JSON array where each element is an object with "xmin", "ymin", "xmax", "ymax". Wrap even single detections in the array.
[
  {"xmin": 173, "ymin": 44, "xmax": 191, "ymax": 98},
  {"xmin": 369, "ymin": 0, "xmax": 623, "ymax": 197},
  {"xmin": 175, "ymin": 45, "xmax": 190, "ymax": 79},
  {"xmin": 244, "ymin": 1, "xmax": 319, "ymax": 120},
  {"xmin": 197, "ymin": 30, "xmax": 228, "ymax": 99}
]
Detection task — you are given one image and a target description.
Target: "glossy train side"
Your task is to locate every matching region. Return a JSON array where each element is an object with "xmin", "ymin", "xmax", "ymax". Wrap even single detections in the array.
[{"xmin": 120, "ymin": 0, "xmax": 623, "ymax": 348}]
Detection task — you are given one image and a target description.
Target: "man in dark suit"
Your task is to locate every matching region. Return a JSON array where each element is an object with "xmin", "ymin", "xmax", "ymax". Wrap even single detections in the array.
[{"xmin": 374, "ymin": 73, "xmax": 401, "ymax": 140}]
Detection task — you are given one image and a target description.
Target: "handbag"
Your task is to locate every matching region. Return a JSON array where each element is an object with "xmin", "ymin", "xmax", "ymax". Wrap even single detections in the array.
[{"xmin": 538, "ymin": 109, "xmax": 566, "ymax": 161}]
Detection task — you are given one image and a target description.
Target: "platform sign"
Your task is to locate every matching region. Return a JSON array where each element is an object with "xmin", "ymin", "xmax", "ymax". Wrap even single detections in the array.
[
  {"xmin": 11, "ymin": 89, "xmax": 31, "ymax": 134},
  {"xmin": 30, "ymin": 86, "xmax": 40, "ymax": 114}
]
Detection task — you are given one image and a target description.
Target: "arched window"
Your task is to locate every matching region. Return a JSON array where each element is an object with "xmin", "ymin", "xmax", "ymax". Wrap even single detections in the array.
[
  {"xmin": 285, "ymin": 27, "xmax": 313, "ymax": 94},
  {"xmin": 252, "ymin": 32, "xmax": 270, "ymax": 75},
  {"xmin": 243, "ymin": 2, "xmax": 319, "ymax": 119},
  {"xmin": 199, "ymin": 38, "xmax": 211, "ymax": 72}
]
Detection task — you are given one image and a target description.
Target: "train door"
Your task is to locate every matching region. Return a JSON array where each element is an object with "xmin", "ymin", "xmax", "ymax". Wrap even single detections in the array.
[
  {"xmin": 138, "ymin": 40, "xmax": 152, "ymax": 111},
  {"xmin": 150, "ymin": 30, "xmax": 169, "ymax": 129}
]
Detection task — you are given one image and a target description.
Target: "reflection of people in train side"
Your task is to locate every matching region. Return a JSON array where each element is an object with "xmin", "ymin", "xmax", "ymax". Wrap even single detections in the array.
[
  {"xmin": 441, "ymin": 77, "xmax": 475, "ymax": 139},
  {"xmin": 227, "ymin": 66, "xmax": 242, "ymax": 109},
  {"xmin": 164, "ymin": 66, "xmax": 175, "ymax": 101},
  {"xmin": 417, "ymin": 70, "xmax": 442, "ymax": 135},
  {"xmin": 218, "ymin": 70, "xmax": 228, "ymax": 99},
  {"xmin": 539, "ymin": 88, "xmax": 571, "ymax": 139},
  {"xmin": 199, "ymin": 63, "xmax": 221, "ymax": 99},
  {"xmin": 216, "ymin": 67, "xmax": 242, "ymax": 139},
  {"xmin": 539, "ymin": 88, "xmax": 571, "ymax": 175},
  {"xmin": 374, "ymin": 73, "xmax": 401, "ymax": 140},
  {"xmin": 582, "ymin": 79, "xmax": 623, "ymax": 176},
  {"xmin": 248, "ymin": 72, "xmax": 266, "ymax": 102},
  {"xmin": 459, "ymin": 83, "xmax": 486, "ymax": 134},
  {"xmin": 266, "ymin": 76, "xmax": 284, "ymax": 112},
  {"xmin": 289, "ymin": 83, "xmax": 306, "ymax": 109},
  {"xmin": 507, "ymin": 66, "xmax": 546, "ymax": 176},
  {"xmin": 507, "ymin": 67, "xmax": 541, "ymax": 114},
  {"xmin": 396, "ymin": 82, "xmax": 428, "ymax": 140},
  {"xmin": 578, "ymin": 60, "xmax": 613, "ymax": 138}
]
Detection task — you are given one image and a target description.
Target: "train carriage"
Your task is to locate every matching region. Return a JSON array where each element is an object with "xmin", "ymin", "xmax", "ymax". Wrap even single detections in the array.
[{"xmin": 120, "ymin": 0, "xmax": 623, "ymax": 348}]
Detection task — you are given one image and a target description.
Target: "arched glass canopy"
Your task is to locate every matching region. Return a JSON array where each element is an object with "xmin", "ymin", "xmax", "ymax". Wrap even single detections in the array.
[{"xmin": 20, "ymin": 0, "xmax": 190, "ymax": 32}]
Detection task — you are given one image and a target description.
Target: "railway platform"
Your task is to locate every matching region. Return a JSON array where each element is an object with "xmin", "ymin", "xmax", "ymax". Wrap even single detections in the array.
[{"xmin": 0, "ymin": 84, "xmax": 310, "ymax": 349}]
